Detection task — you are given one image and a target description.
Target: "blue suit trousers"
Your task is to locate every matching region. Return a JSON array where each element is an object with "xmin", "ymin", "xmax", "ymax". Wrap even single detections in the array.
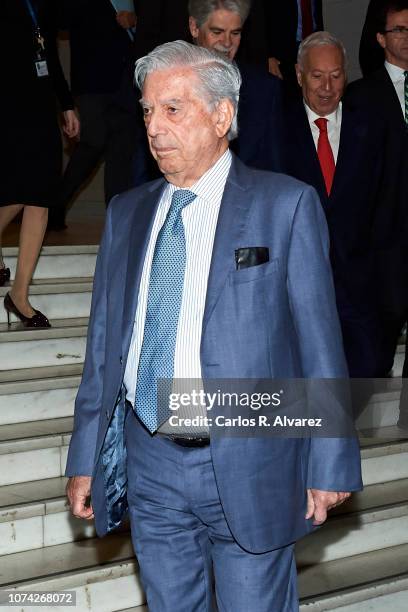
[{"xmin": 126, "ymin": 412, "xmax": 299, "ymax": 611}]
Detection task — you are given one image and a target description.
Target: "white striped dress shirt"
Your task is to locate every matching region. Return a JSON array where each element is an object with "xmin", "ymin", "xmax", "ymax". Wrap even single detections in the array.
[{"xmin": 124, "ymin": 149, "xmax": 232, "ymax": 418}]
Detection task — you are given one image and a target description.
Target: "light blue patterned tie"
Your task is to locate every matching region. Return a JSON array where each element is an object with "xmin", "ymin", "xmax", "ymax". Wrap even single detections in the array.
[{"xmin": 135, "ymin": 189, "xmax": 197, "ymax": 433}]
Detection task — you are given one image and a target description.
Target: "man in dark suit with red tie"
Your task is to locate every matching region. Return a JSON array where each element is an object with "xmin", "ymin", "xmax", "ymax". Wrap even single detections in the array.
[{"xmin": 283, "ymin": 31, "xmax": 389, "ymax": 381}]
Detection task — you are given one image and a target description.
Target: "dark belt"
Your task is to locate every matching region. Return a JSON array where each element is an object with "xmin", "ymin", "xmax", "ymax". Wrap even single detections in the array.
[{"xmin": 164, "ymin": 436, "xmax": 210, "ymax": 448}]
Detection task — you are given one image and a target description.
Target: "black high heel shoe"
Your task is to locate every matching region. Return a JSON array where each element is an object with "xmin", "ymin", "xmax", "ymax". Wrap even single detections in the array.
[
  {"xmin": 4, "ymin": 292, "xmax": 51, "ymax": 328},
  {"xmin": 0, "ymin": 266, "xmax": 10, "ymax": 287}
]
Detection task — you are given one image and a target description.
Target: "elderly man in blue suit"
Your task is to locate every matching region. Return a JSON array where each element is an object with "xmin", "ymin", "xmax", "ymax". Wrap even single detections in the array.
[{"xmin": 66, "ymin": 41, "xmax": 362, "ymax": 611}]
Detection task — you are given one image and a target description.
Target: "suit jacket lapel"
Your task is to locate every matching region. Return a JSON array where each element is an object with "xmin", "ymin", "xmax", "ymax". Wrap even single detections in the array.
[
  {"xmin": 121, "ymin": 180, "xmax": 166, "ymax": 356},
  {"xmin": 202, "ymin": 156, "xmax": 254, "ymax": 334}
]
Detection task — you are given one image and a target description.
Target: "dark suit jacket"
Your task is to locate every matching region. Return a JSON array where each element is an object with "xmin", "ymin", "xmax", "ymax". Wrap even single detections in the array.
[
  {"xmin": 282, "ymin": 100, "xmax": 387, "ymax": 312},
  {"xmin": 239, "ymin": 0, "xmax": 323, "ymax": 68},
  {"xmin": 359, "ymin": 0, "xmax": 386, "ymax": 77},
  {"xmin": 132, "ymin": 0, "xmax": 190, "ymax": 60},
  {"xmin": 60, "ymin": 0, "xmax": 132, "ymax": 95},
  {"xmin": 66, "ymin": 155, "xmax": 362, "ymax": 550},
  {"xmin": 346, "ymin": 68, "xmax": 408, "ymax": 311},
  {"xmin": 230, "ymin": 62, "xmax": 285, "ymax": 172}
]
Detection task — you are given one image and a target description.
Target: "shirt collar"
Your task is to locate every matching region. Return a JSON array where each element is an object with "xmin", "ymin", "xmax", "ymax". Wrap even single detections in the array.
[
  {"xmin": 166, "ymin": 148, "xmax": 232, "ymax": 205},
  {"xmin": 385, "ymin": 61, "xmax": 407, "ymax": 82},
  {"xmin": 304, "ymin": 101, "xmax": 342, "ymax": 129}
]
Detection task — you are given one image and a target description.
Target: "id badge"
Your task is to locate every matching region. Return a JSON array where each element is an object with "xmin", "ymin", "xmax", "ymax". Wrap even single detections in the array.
[{"xmin": 35, "ymin": 59, "xmax": 48, "ymax": 77}]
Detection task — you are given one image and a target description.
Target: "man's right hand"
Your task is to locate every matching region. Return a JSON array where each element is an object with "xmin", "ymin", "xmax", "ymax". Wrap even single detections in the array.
[
  {"xmin": 268, "ymin": 57, "xmax": 283, "ymax": 79},
  {"xmin": 66, "ymin": 476, "xmax": 94, "ymax": 520}
]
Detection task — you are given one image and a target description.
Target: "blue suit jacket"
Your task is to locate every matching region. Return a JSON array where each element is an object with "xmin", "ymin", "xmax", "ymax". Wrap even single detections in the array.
[{"xmin": 66, "ymin": 155, "xmax": 362, "ymax": 553}]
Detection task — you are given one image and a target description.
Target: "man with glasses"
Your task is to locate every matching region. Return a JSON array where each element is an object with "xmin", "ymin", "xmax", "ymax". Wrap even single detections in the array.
[{"xmin": 347, "ymin": 0, "xmax": 408, "ymax": 426}]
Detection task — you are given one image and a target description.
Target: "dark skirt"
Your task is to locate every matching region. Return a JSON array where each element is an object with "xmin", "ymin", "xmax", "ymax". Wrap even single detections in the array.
[{"xmin": 1, "ymin": 97, "xmax": 62, "ymax": 209}]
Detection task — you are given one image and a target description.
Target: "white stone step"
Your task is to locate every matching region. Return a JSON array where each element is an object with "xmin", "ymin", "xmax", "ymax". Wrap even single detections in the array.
[
  {"xmin": 0, "ymin": 475, "xmax": 67, "ymax": 507},
  {"xmin": 0, "ymin": 319, "xmax": 87, "ymax": 371},
  {"xmin": 0, "ymin": 418, "xmax": 72, "ymax": 486},
  {"xmin": 0, "ymin": 279, "xmax": 92, "ymax": 324},
  {"xmin": 299, "ymin": 544, "xmax": 408, "ymax": 611},
  {"xmin": 361, "ymin": 436, "xmax": 408, "ymax": 485},
  {"xmin": 0, "ymin": 479, "xmax": 96, "ymax": 556},
  {"xmin": 0, "ymin": 471, "xmax": 132, "ymax": 555},
  {"xmin": 2, "ymin": 245, "xmax": 97, "ymax": 281},
  {"xmin": 0, "ymin": 376, "xmax": 80, "ymax": 425},
  {"xmin": 356, "ymin": 390, "xmax": 401, "ymax": 430},
  {"xmin": 296, "ymin": 478, "xmax": 408, "ymax": 564},
  {"xmin": 0, "ymin": 363, "xmax": 83, "ymax": 384},
  {"xmin": 0, "ymin": 535, "xmax": 144, "ymax": 612},
  {"xmin": 330, "ymin": 589, "xmax": 408, "ymax": 611},
  {"xmin": 1, "ymin": 539, "xmax": 407, "ymax": 612}
]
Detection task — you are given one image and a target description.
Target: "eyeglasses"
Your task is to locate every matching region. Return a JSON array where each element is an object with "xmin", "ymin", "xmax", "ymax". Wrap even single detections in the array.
[{"xmin": 383, "ymin": 26, "xmax": 408, "ymax": 38}]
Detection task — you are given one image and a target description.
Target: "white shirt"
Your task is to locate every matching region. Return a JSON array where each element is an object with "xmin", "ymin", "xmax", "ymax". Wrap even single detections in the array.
[
  {"xmin": 304, "ymin": 102, "xmax": 343, "ymax": 163},
  {"xmin": 385, "ymin": 61, "xmax": 406, "ymax": 117},
  {"xmin": 124, "ymin": 149, "xmax": 232, "ymax": 415}
]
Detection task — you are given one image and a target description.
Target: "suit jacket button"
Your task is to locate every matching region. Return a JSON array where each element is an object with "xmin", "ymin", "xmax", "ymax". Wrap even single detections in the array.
[
  {"xmin": 106, "ymin": 410, "xmax": 110, "ymax": 420},
  {"xmin": 119, "ymin": 356, "xmax": 123, "ymax": 364}
]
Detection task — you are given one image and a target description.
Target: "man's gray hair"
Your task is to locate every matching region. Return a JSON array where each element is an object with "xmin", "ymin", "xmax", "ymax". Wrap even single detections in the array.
[
  {"xmin": 134, "ymin": 40, "xmax": 242, "ymax": 140},
  {"xmin": 297, "ymin": 31, "xmax": 347, "ymax": 69},
  {"xmin": 188, "ymin": 0, "xmax": 251, "ymax": 27}
]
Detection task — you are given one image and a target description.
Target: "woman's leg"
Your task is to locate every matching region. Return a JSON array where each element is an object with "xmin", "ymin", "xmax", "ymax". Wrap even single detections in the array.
[
  {"xmin": 0, "ymin": 204, "xmax": 24, "ymax": 267},
  {"xmin": 10, "ymin": 205, "xmax": 48, "ymax": 318}
]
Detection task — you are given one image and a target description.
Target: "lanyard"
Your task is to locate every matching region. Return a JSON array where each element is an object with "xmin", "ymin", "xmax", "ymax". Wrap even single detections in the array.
[
  {"xmin": 24, "ymin": 0, "xmax": 39, "ymax": 29},
  {"xmin": 24, "ymin": 0, "xmax": 46, "ymax": 57}
]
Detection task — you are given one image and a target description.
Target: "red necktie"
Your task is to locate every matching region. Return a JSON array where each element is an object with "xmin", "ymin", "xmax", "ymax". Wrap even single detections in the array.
[
  {"xmin": 301, "ymin": 0, "xmax": 314, "ymax": 39},
  {"xmin": 314, "ymin": 118, "xmax": 335, "ymax": 195}
]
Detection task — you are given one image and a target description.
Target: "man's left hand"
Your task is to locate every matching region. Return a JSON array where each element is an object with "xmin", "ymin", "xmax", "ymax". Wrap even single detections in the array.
[{"xmin": 306, "ymin": 489, "xmax": 351, "ymax": 525}]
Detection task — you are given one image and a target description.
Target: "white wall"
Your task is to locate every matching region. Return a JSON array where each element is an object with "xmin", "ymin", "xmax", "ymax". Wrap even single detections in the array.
[{"xmin": 324, "ymin": 0, "xmax": 371, "ymax": 81}]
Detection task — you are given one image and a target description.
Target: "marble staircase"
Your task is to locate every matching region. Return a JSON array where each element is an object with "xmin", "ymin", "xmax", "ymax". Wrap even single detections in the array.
[{"xmin": 0, "ymin": 245, "xmax": 407, "ymax": 611}]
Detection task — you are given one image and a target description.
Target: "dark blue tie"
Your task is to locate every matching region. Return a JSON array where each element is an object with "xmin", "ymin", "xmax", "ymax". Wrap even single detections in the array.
[{"xmin": 135, "ymin": 189, "xmax": 197, "ymax": 432}]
